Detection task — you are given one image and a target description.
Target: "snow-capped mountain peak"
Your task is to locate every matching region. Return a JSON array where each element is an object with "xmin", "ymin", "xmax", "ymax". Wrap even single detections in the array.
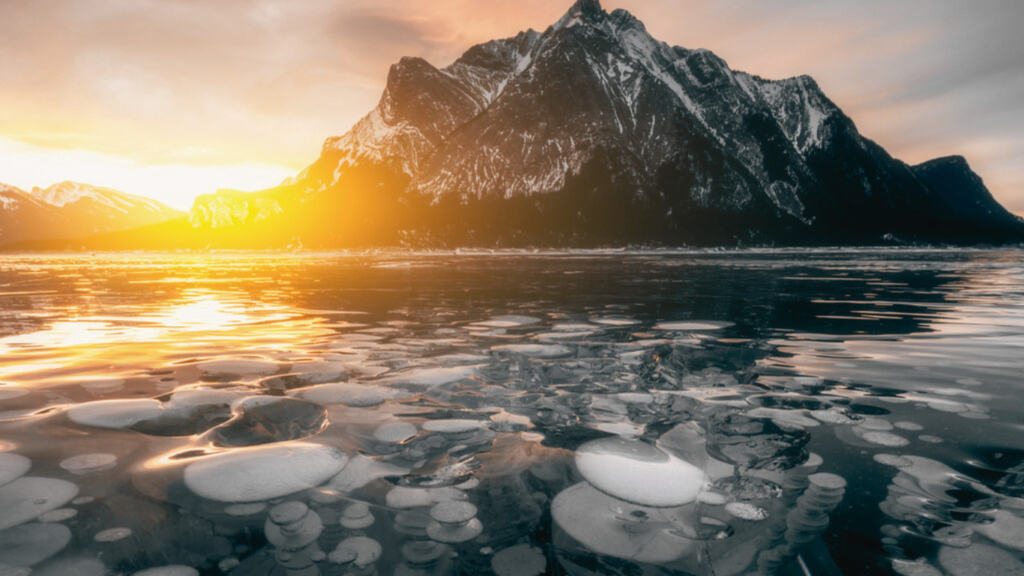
[
  {"xmin": 1, "ymin": 181, "xmax": 184, "ymax": 246},
  {"xmin": 184, "ymin": 0, "xmax": 1023, "ymax": 247}
]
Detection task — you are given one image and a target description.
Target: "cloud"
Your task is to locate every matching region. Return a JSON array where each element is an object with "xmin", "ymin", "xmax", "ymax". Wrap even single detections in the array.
[{"xmin": 0, "ymin": 0, "xmax": 1021, "ymax": 213}]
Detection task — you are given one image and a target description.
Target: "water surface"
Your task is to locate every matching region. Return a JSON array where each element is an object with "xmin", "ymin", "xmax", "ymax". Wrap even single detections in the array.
[{"xmin": 1, "ymin": 249, "xmax": 1023, "ymax": 576}]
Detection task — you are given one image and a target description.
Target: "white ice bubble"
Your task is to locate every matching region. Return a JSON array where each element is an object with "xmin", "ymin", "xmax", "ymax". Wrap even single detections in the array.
[
  {"xmin": 874, "ymin": 454, "xmax": 914, "ymax": 468},
  {"xmin": 591, "ymin": 317, "xmax": 639, "ymax": 326},
  {"xmin": 183, "ymin": 443, "xmax": 348, "ymax": 503},
  {"xmin": 574, "ymin": 437, "xmax": 706, "ymax": 508},
  {"xmin": 893, "ymin": 422, "xmax": 924, "ymax": 431},
  {"xmin": 0, "ymin": 453, "xmax": 31, "ymax": 488},
  {"xmin": 491, "ymin": 344, "xmax": 572, "ymax": 359},
  {"xmin": 492, "ymin": 544, "xmax": 546, "ymax": 576},
  {"xmin": 422, "ymin": 419, "xmax": 485, "ymax": 434},
  {"xmin": 0, "ymin": 477, "xmax": 79, "ymax": 531},
  {"xmin": 552, "ymin": 482, "xmax": 695, "ymax": 563},
  {"xmin": 300, "ymin": 383, "xmax": 406, "ymax": 407},
  {"xmin": 862, "ymin": 432, "xmax": 910, "ymax": 447},
  {"xmin": 471, "ymin": 316, "xmax": 542, "ymax": 328},
  {"xmin": 0, "ymin": 522, "xmax": 72, "ymax": 567},
  {"xmin": 59, "ymin": 453, "xmax": 117, "ymax": 475},
  {"xmin": 38, "ymin": 508, "xmax": 78, "ymax": 522},
  {"xmin": 94, "ymin": 527, "xmax": 131, "ymax": 542},
  {"xmin": 747, "ymin": 408, "xmax": 820, "ymax": 429},
  {"xmin": 976, "ymin": 509, "xmax": 1024, "ymax": 551},
  {"xmin": 939, "ymin": 542, "xmax": 1024, "ymax": 576},
  {"xmin": 66, "ymin": 399, "xmax": 163, "ymax": 430},
  {"xmin": 653, "ymin": 321, "xmax": 734, "ymax": 331},
  {"xmin": 725, "ymin": 502, "xmax": 769, "ymax": 521},
  {"xmin": 927, "ymin": 400, "xmax": 971, "ymax": 413},
  {"xmin": 386, "ymin": 365, "xmax": 481, "ymax": 387}
]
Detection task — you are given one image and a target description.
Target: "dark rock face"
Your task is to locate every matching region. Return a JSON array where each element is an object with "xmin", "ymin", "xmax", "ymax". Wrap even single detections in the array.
[{"xmin": 185, "ymin": 0, "xmax": 1022, "ymax": 247}]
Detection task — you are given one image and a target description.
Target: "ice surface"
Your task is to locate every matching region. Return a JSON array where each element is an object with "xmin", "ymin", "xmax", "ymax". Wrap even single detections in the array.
[{"xmin": 183, "ymin": 443, "xmax": 348, "ymax": 502}]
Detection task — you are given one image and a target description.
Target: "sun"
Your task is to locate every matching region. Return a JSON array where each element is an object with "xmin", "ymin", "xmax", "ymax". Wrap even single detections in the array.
[{"xmin": 0, "ymin": 136, "xmax": 295, "ymax": 211}]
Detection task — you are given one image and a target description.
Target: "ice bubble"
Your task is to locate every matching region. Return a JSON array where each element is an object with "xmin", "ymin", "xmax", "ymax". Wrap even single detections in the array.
[
  {"xmin": 0, "ymin": 454, "xmax": 31, "ymax": 488},
  {"xmin": 472, "ymin": 316, "xmax": 541, "ymax": 328},
  {"xmin": 386, "ymin": 365, "xmax": 481, "ymax": 388},
  {"xmin": 209, "ymin": 397, "xmax": 327, "ymax": 447},
  {"xmin": 59, "ymin": 453, "xmax": 117, "ymax": 475},
  {"xmin": 939, "ymin": 542, "xmax": 1024, "ymax": 576},
  {"xmin": 133, "ymin": 567, "xmax": 200, "ymax": 576},
  {"xmin": 874, "ymin": 454, "xmax": 915, "ymax": 468},
  {"xmin": 927, "ymin": 400, "xmax": 971, "ymax": 413},
  {"xmin": 960, "ymin": 412, "xmax": 991, "ymax": 420},
  {"xmin": 810, "ymin": 409, "xmax": 862, "ymax": 425},
  {"xmin": 894, "ymin": 422, "xmax": 924, "ymax": 431},
  {"xmin": 38, "ymin": 508, "xmax": 78, "ymax": 522},
  {"xmin": 66, "ymin": 399, "xmax": 163, "ymax": 429},
  {"xmin": 892, "ymin": 558, "xmax": 943, "ymax": 576},
  {"xmin": 325, "ymin": 454, "xmax": 408, "ymax": 493},
  {"xmin": 862, "ymin": 432, "xmax": 911, "ymax": 447},
  {"xmin": 331, "ymin": 537, "xmax": 382, "ymax": 568},
  {"xmin": 976, "ymin": 510, "xmax": 1024, "ymax": 551},
  {"xmin": 300, "ymin": 383, "xmax": 405, "ymax": 407},
  {"xmin": 697, "ymin": 491, "xmax": 729, "ymax": 505},
  {"xmin": 427, "ymin": 501, "xmax": 483, "ymax": 543},
  {"xmin": 591, "ymin": 317, "xmax": 639, "ymax": 326},
  {"xmin": 0, "ymin": 522, "xmax": 71, "ymax": 567},
  {"xmin": 491, "ymin": 344, "xmax": 572, "ymax": 358},
  {"xmin": 858, "ymin": 418, "xmax": 895, "ymax": 431},
  {"xmin": 94, "ymin": 527, "xmax": 132, "ymax": 542},
  {"xmin": 653, "ymin": 321, "xmax": 734, "ymax": 331},
  {"xmin": 421, "ymin": 419, "xmax": 485, "ymax": 434},
  {"xmin": 195, "ymin": 358, "xmax": 279, "ymax": 376},
  {"xmin": 492, "ymin": 544, "xmax": 546, "ymax": 576},
  {"xmin": 747, "ymin": 408, "xmax": 820, "ymax": 429},
  {"xmin": 183, "ymin": 443, "xmax": 348, "ymax": 502},
  {"xmin": 373, "ymin": 421, "xmax": 418, "ymax": 444},
  {"xmin": 955, "ymin": 378, "xmax": 982, "ymax": 386},
  {"xmin": 725, "ymin": 502, "xmax": 769, "ymax": 521},
  {"xmin": 551, "ymin": 323, "xmax": 596, "ymax": 332},
  {"xmin": 340, "ymin": 502, "xmax": 374, "ymax": 530},
  {"xmin": 918, "ymin": 435, "xmax": 944, "ymax": 444},
  {"xmin": 574, "ymin": 437, "xmax": 706, "ymax": 508},
  {"xmin": 386, "ymin": 486, "xmax": 465, "ymax": 510},
  {"xmin": 0, "ymin": 477, "xmax": 79, "ymax": 531},
  {"xmin": 552, "ymin": 482, "xmax": 695, "ymax": 563}
]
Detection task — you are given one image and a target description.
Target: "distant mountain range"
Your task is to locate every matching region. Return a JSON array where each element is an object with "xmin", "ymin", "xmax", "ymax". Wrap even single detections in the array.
[
  {"xmin": 0, "ymin": 181, "xmax": 183, "ymax": 245},
  {"xmin": 3, "ymin": 0, "xmax": 1022, "ymax": 250}
]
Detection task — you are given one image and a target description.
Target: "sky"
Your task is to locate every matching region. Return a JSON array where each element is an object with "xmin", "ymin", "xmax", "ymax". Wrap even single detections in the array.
[{"xmin": 0, "ymin": 0, "xmax": 1022, "ymax": 214}]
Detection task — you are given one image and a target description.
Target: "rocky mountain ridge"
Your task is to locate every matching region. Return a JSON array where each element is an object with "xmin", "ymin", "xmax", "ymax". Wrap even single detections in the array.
[{"xmin": 0, "ymin": 181, "xmax": 184, "ymax": 246}]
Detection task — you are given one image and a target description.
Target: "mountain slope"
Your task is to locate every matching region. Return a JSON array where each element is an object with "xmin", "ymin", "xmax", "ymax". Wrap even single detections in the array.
[
  {"xmin": 155, "ymin": 0, "xmax": 1024, "ymax": 246},
  {"xmin": 0, "ymin": 181, "xmax": 184, "ymax": 246}
]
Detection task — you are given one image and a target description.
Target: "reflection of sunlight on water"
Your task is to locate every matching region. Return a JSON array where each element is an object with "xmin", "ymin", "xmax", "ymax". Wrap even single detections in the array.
[
  {"xmin": 0, "ymin": 288, "xmax": 330, "ymax": 386},
  {"xmin": 0, "ymin": 251, "xmax": 1022, "ymax": 576}
]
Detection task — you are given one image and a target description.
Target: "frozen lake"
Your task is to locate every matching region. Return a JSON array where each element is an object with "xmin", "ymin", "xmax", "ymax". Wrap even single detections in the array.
[{"xmin": 1, "ymin": 249, "xmax": 1023, "ymax": 575}]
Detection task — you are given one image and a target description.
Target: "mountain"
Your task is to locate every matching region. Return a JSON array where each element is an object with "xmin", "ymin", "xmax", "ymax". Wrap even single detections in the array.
[
  {"xmin": 0, "ymin": 181, "xmax": 184, "ymax": 246},
  {"xmin": 28, "ymin": 0, "xmax": 1024, "ymax": 249}
]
